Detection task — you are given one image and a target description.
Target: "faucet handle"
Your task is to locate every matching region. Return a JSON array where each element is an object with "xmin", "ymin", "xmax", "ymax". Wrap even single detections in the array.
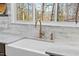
[
  {"xmin": 50, "ymin": 33, "xmax": 54, "ymax": 40},
  {"xmin": 39, "ymin": 31, "xmax": 45, "ymax": 38}
]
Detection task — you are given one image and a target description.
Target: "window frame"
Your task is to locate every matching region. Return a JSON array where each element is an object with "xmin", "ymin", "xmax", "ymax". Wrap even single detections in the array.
[{"xmin": 11, "ymin": 3, "xmax": 79, "ymax": 27}]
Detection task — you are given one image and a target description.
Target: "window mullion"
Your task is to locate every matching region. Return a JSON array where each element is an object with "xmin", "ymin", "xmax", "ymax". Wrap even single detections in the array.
[
  {"xmin": 55, "ymin": 3, "xmax": 58, "ymax": 22},
  {"xmin": 33, "ymin": 4, "xmax": 35, "ymax": 22},
  {"xmin": 11, "ymin": 3, "xmax": 16, "ymax": 23}
]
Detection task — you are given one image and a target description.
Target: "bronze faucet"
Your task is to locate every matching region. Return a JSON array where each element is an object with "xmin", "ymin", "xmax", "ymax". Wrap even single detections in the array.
[{"xmin": 35, "ymin": 19, "xmax": 45, "ymax": 38}]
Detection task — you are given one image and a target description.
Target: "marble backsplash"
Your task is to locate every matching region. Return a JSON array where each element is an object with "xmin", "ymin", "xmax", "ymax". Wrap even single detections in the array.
[{"xmin": 2, "ymin": 23, "xmax": 79, "ymax": 43}]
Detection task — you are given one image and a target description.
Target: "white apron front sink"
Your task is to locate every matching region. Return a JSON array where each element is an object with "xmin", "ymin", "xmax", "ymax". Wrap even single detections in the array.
[{"xmin": 6, "ymin": 38, "xmax": 52, "ymax": 56}]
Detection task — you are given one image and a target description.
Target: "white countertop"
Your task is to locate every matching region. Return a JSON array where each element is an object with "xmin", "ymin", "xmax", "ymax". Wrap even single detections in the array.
[
  {"xmin": 6, "ymin": 38, "xmax": 79, "ymax": 56},
  {"xmin": 46, "ymin": 43, "xmax": 79, "ymax": 56},
  {"xmin": 0, "ymin": 32, "xmax": 24, "ymax": 44}
]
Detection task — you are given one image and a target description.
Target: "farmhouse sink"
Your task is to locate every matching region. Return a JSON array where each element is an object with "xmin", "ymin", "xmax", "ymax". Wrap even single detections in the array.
[{"xmin": 6, "ymin": 38, "xmax": 53, "ymax": 56}]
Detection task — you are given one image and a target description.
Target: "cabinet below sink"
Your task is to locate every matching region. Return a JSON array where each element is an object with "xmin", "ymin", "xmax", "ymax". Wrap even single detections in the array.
[{"xmin": 0, "ymin": 43, "xmax": 6, "ymax": 56}]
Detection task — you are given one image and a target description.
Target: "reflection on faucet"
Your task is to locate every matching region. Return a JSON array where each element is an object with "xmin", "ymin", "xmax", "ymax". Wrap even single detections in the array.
[{"xmin": 35, "ymin": 19, "xmax": 45, "ymax": 38}]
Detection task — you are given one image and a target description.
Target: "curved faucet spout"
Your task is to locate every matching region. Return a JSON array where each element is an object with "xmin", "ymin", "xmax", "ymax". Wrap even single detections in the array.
[{"xmin": 35, "ymin": 19, "xmax": 44, "ymax": 38}]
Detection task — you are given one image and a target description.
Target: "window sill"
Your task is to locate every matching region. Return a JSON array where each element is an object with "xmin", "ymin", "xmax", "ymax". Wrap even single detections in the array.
[{"xmin": 11, "ymin": 21, "xmax": 79, "ymax": 28}]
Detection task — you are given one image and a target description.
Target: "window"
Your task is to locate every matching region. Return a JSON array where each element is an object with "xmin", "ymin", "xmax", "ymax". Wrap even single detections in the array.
[
  {"xmin": 13, "ymin": 3, "xmax": 79, "ymax": 25},
  {"xmin": 16, "ymin": 3, "xmax": 33, "ymax": 22},
  {"xmin": 35, "ymin": 3, "xmax": 55, "ymax": 22},
  {"xmin": 57, "ymin": 3, "xmax": 78, "ymax": 22}
]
